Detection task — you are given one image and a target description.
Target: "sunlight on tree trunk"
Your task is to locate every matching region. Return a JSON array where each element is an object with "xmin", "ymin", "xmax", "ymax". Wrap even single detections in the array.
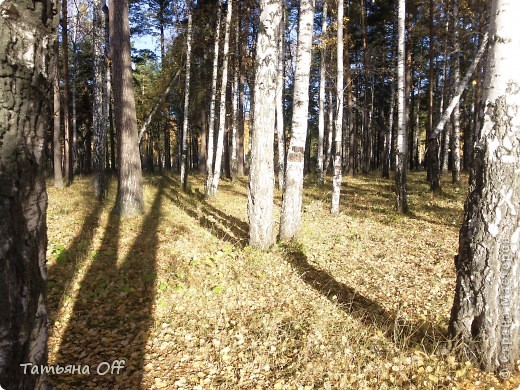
[
  {"xmin": 279, "ymin": 0, "xmax": 315, "ymax": 239},
  {"xmin": 180, "ymin": 2, "xmax": 193, "ymax": 191}
]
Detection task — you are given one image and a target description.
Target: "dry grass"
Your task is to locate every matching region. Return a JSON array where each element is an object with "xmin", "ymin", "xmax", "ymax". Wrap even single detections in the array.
[{"xmin": 45, "ymin": 171, "xmax": 520, "ymax": 389}]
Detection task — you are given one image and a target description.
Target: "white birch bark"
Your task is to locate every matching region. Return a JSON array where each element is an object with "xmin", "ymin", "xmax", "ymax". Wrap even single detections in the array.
[
  {"xmin": 451, "ymin": 0, "xmax": 461, "ymax": 184},
  {"xmin": 248, "ymin": 0, "xmax": 283, "ymax": 249},
  {"xmin": 279, "ymin": 0, "xmax": 315, "ymax": 239},
  {"xmin": 180, "ymin": 3, "xmax": 193, "ymax": 190},
  {"xmin": 395, "ymin": 0, "xmax": 407, "ymax": 213},
  {"xmin": 276, "ymin": 8, "xmax": 286, "ymax": 191},
  {"xmin": 208, "ymin": 0, "xmax": 233, "ymax": 197},
  {"xmin": 317, "ymin": 0, "xmax": 328, "ymax": 186},
  {"xmin": 449, "ymin": 0, "xmax": 520, "ymax": 373},
  {"xmin": 331, "ymin": 0, "xmax": 344, "ymax": 214},
  {"xmin": 205, "ymin": 3, "xmax": 222, "ymax": 195}
]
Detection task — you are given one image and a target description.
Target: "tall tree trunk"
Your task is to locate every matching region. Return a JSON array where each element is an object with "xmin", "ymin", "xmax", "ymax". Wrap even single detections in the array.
[
  {"xmin": 104, "ymin": 2, "xmax": 112, "ymax": 171},
  {"xmin": 209, "ymin": 0, "xmax": 233, "ymax": 197},
  {"xmin": 360, "ymin": 0, "xmax": 370, "ymax": 174},
  {"xmin": 276, "ymin": 6, "xmax": 286, "ymax": 191},
  {"xmin": 383, "ymin": 77, "xmax": 395, "ymax": 179},
  {"xmin": 62, "ymin": 0, "xmax": 73, "ymax": 183},
  {"xmin": 451, "ymin": 0, "xmax": 461, "ymax": 185},
  {"xmin": 237, "ymin": 5, "xmax": 247, "ymax": 177},
  {"xmin": 111, "ymin": 0, "xmax": 144, "ymax": 215},
  {"xmin": 449, "ymin": 0, "xmax": 520, "ymax": 374},
  {"xmin": 248, "ymin": 0, "xmax": 282, "ymax": 249},
  {"xmin": 0, "ymin": 2, "xmax": 55, "ymax": 387},
  {"xmin": 395, "ymin": 0, "xmax": 408, "ymax": 213},
  {"xmin": 231, "ymin": 13, "xmax": 240, "ymax": 180},
  {"xmin": 93, "ymin": 0, "xmax": 106, "ymax": 200},
  {"xmin": 326, "ymin": 85, "xmax": 334, "ymax": 173},
  {"xmin": 72, "ymin": 8, "xmax": 79, "ymax": 174},
  {"xmin": 331, "ymin": 0, "xmax": 344, "ymax": 214},
  {"xmin": 180, "ymin": 3, "xmax": 193, "ymax": 191},
  {"xmin": 426, "ymin": 0, "xmax": 434, "ymax": 182},
  {"xmin": 279, "ymin": 0, "xmax": 315, "ymax": 239},
  {"xmin": 205, "ymin": 3, "xmax": 222, "ymax": 196},
  {"xmin": 53, "ymin": 37, "xmax": 64, "ymax": 189},
  {"xmin": 317, "ymin": 0, "xmax": 328, "ymax": 186}
]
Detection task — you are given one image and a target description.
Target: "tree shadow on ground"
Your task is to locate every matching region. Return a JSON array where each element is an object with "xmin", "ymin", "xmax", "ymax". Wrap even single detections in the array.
[
  {"xmin": 162, "ymin": 175, "xmax": 249, "ymax": 247},
  {"xmin": 47, "ymin": 191, "xmax": 104, "ymax": 325},
  {"xmin": 281, "ymin": 242, "xmax": 447, "ymax": 355},
  {"xmin": 50, "ymin": 184, "xmax": 165, "ymax": 389}
]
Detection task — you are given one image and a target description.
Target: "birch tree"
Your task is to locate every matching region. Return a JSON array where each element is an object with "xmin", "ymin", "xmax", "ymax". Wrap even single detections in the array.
[
  {"xmin": 205, "ymin": 3, "xmax": 222, "ymax": 196},
  {"xmin": 208, "ymin": 0, "xmax": 233, "ymax": 198},
  {"xmin": 279, "ymin": 0, "xmax": 315, "ymax": 239},
  {"xmin": 317, "ymin": 0, "xmax": 328, "ymax": 186},
  {"xmin": 0, "ymin": 1, "xmax": 55, "ymax": 387},
  {"xmin": 395, "ymin": 0, "xmax": 407, "ymax": 213},
  {"xmin": 276, "ymin": 8, "xmax": 285, "ymax": 191},
  {"xmin": 111, "ymin": 0, "xmax": 144, "ymax": 215},
  {"xmin": 53, "ymin": 36, "xmax": 64, "ymax": 189},
  {"xmin": 62, "ymin": 0, "xmax": 73, "ymax": 183},
  {"xmin": 331, "ymin": 0, "xmax": 344, "ymax": 215},
  {"xmin": 180, "ymin": 2, "xmax": 193, "ymax": 191},
  {"xmin": 449, "ymin": 0, "xmax": 520, "ymax": 375},
  {"xmin": 248, "ymin": 0, "xmax": 283, "ymax": 249},
  {"xmin": 451, "ymin": 0, "xmax": 461, "ymax": 184}
]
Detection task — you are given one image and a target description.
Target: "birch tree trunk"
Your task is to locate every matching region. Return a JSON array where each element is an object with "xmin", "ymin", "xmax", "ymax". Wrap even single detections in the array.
[
  {"xmin": 276, "ymin": 8, "xmax": 286, "ymax": 191},
  {"xmin": 331, "ymin": 0, "xmax": 344, "ymax": 214},
  {"xmin": 0, "ymin": 2, "xmax": 55, "ymax": 387},
  {"xmin": 451, "ymin": 0, "xmax": 461, "ymax": 184},
  {"xmin": 395, "ymin": 0, "xmax": 408, "ymax": 213},
  {"xmin": 205, "ymin": 3, "xmax": 222, "ymax": 196},
  {"xmin": 248, "ymin": 0, "xmax": 282, "ymax": 249},
  {"xmin": 317, "ymin": 0, "xmax": 328, "ymax": 186},
  {"xmin": 209, "ymin": 0, "xmax": 233, "ymax": 198},
  {"xmin": 53, "ymin": 37, "xmax": 64, "ymax": 189},
  {"xmin": 62, "ymin": 0, "xmax": 73, "ymax": 183},
  {"xmin": 449, "ymin": 0, "xmax": 520, "ymax": 375},
  {"xmin": 180, "ymin": 3, "xmax": 193, "ymax": 191},
  {"xmin": 231, "ymin": 14, "xmax": 240, "ymax": 180},
  {"xmin": 279, "ymin": 0, "xmax": 315, "ymax": 239},
  {"xmin": 93, "ymin": 0, "xmax": 106, "ymax": 200},
  {"xmin": 111, "ymin": 0, "xmax": 144, "ymax": 215}
]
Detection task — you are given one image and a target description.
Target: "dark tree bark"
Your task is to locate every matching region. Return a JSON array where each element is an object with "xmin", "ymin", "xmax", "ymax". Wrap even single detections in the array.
[
  {"xmin": 62, "ymin": 0, "xmax": 73, "ymax": 183},
  {"xmin": 0, "ymin": 1, "xmax": 55, "ymax": 388},
  {"xmin": 53, "ymin": 36, "xmax": 64, "ymax": 189},
  {"xmin": 449, "ymin": 0, "xmax": 520, "ymax": 375},
  {"xmin": 111, "ymin": 0, "xmax": 144, "ymax": 215}
]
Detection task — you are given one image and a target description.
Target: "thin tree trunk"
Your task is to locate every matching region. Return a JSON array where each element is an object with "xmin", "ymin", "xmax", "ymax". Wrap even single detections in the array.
[
  {"xmin": 449, "ymin": 0, "xmax": 520, "ymax": 373},
  {"xmin": 62, "ymin": 0, "xmax": 73, "ymax": 183},
  {"xmin": 231, "ymin": 13, "xmax": 240, "ymax": 179},
  {"xmin": 209, "ymin": 0, "xmax": 233, "ymax": 197},
  {"xmin": 426, "ymin": 0, "xmax": 434, "ymax": 182},
  {"xmin": 93, "ymin": 0, "xmax": 106, "ymax": 200},
  {"xmin": 326, "ymin": 85, "xmax": 334, "ymax": 173},
  {"xmin": 276, "ymin": 6, "xmax": 286, "ymax": 191},
  {"xmin": 383, "ymin": 77, "xmax": 395, "ymax": 179},
  {"xmin": 54, "ymin": 37, "xmax": 64, "ymax": 189},
  {"xmin": 279, "ymin": 0, "xmax": 315, "ymax": 239},
  {"xmin": 395, "ymin": 0, "xmax": 408, "ymax": 213},
  {"xmin": 72, "ymin": 7, "xmax": 79, "ymax": 174},
  {"xmin": 205, "ymin": 3, "xmax": 222, "ymax": 195},
  {"xmin": 180, "ymin": 3, "xmax": 193, "ymax": 191},
  {"xmin": 111, "ymin": 0, "xmax": 144, "ymax": 215},
  {"xmin": 331, "ymin": 0, "xmax": 344, "ymax": 214},
  {"xmin": 317, "ymin": 0, "xmax": 328, "ymax": 186},
  {"xmin": 248, "ymin": 0, "xmax": 282, "ymax": 249},
  {"xmin": 0, "ymin": 3, "xmax": 54, "ymax": 387},
  {"xmin": 451, "ymin": 0, "xmax": 461, "ymax": 185}
]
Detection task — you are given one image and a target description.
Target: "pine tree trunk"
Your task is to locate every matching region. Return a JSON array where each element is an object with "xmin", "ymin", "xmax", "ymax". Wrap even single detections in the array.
[
  {"xmin": 180, "ymin": 3, "xmax": 193, "ymax": 191},
  {"xmin": 231, "ymin": 13, "xmax": 240, "ymax": 179},
  {"xmin": 279, "ymin": 0, "xmax": 315, "ymax": 239},
  {"xmin": 209, "ymin": 0, "xmax": 233, "ymax": 197},
  {"xmin": 53, "ymin": 37, "xmax": 64, "ymax": 189},
  {"xmin": 317, "ymin": 0, "xmax": 327, "ymax": 186},
  {"xmin": 205, "ymin": 3, "xmax": 222, "ymax": 195},
  {"xmin": 0, "ymin": 2, "xmax": 55, "ymax": 387},
  {"xmin": 248, "ymin": 0, "xmax": 282, "ymax": 249},
  {"xmin": 395, "ymin": 0, "xmax": 408, "ymax": 213},
  {"xmin": 331, "ymin": 0, "xmax": 344, "ymax": 214},
  {"xmin": 449, "ymin": 0, "xmax": 520, "ymax": 374},
  {"xmin": 111, "ymin": 0, "xmax": 144, "ymax": 215}
]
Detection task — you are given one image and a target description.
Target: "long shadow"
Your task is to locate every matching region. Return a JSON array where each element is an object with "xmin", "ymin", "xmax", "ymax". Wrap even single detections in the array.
[
  {"xmin": 47, "ymin": 191, "xmax": 104, "ymax": 325},
  {"xmin": 163, "ymin": 175, "xmax": 249, "ymax": 247},
  {"xmin": 51, "ymin": 184, "xmax": 164, "ymax": 389},
  {"xmin": 282, "ymin": 242, "xmax": 447, "ymax": 354}
]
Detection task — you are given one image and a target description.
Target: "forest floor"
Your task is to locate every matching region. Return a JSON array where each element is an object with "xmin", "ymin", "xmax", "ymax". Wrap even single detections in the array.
[{"xmin": 46, "ymin": 171, "xmax": 520, "ymax": 390}]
